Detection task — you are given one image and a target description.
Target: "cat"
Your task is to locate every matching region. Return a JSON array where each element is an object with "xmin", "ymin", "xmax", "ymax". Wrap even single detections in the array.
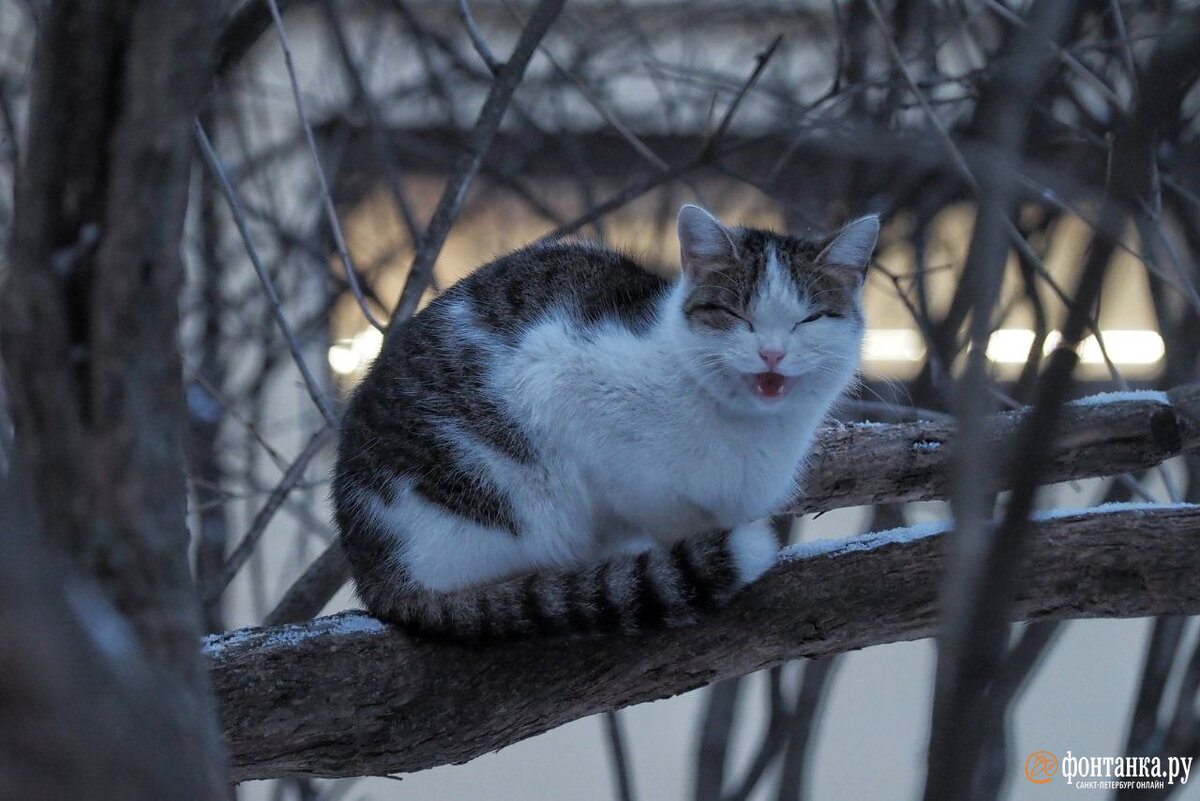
[{"xmin": 332, "ymin": 205, "xmax": 878, "ymax": 641}]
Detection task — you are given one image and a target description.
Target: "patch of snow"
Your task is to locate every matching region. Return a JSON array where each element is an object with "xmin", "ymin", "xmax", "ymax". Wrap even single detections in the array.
[
  {"xmin": 781, "ymin": 519, "xmax": 951, "ymax": 562},
  {"xmin": 1070, "ymin": 390, "xmax": 1170, "ymax": 408},
  {"xmin": 327, "ymin": 613, "xmax": 390, "ymax": 636},
  {"xmin": 779, "ymin": 502, "xmax": 1199, "ymax": 564},
  {"xmin": 1031, "ymin": 501, "xmax": 1199, "ymax": 522},
  {"xmin": 912, "ymin": 440, "xmax": 942, "ymax": 453},
  {"xmin": 202, "ymin": 612, "xmax": 386, "ymax": 658},
  {"xmin": 849, "ymin": 420, "xmax": 890, "ymax": 428}
]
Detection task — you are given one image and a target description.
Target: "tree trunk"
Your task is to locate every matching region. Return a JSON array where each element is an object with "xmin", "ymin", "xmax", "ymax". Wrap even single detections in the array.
[{"xmin": 0, "ymin": 1, "xmax": 228, "ymax": 796}]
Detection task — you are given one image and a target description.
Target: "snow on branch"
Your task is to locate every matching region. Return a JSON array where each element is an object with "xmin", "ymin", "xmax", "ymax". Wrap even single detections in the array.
[
  {"xmin": 207, "ymin": 385, "xmax": 1200, "ymax": 781},
  {"xmin": 211, "ymin": 504, "xmax": 1200, "ymax": 781},
  {"xmin": 791, "ymin": 383, "xmax": 1200, "ymax": 515}
]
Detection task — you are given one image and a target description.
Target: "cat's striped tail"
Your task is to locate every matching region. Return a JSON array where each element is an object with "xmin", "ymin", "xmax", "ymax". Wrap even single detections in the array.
[{"xmin": 362, "ymin": 522, "xmax": 779, "ymax": 642}]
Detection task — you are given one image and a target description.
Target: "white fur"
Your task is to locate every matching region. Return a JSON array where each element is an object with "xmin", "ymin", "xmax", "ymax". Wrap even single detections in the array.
[
  {"xmin": 728, "ymin": 520, "xmax": 780, "ymax": 584},
  {"xmin": 364, "ymin": 217, "xmax": 866, "ymax": 593}
]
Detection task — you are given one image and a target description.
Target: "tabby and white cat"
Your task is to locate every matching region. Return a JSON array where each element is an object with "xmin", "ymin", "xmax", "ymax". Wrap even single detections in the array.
[{"xmin": 332, "ymin": 205, "xmax": 878, "ymax": 640}]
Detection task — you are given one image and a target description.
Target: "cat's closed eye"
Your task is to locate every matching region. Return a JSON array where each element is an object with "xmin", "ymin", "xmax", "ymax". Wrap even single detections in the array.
[
  {"xmin": 794, "ymin": 311, "xmax": 826, "ymax": 329},
  {"xmin": 692, "ymin": 302, "xmax": 753, "ymax": 329},
  {"xmin": 793, "ymin": 310, "xmax": 844, "ymax": 330}
]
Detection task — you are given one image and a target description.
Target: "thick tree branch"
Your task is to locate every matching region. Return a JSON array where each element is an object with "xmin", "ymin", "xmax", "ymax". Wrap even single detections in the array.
[
  {"xmin": 259, "ymin": 384, "xmax": 1200, "ymax": 631},
  {"xmin": 209, "ymin": 504, "xmax": 1200, "ymax": 781},
  {"xmin": 208, "ymin": 387, "xmax": 1200, "ymax": 780},
  {"xmin": 792, "ymin": 384, "xmax": 1199, "ymax": 514}
]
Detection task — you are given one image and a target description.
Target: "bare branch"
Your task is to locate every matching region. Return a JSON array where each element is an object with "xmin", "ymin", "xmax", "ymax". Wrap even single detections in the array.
[
  {"xmin": 262, "ymin": 0, "xmax": 387, "ymax": 331},
  {"xmin": 790, "ymin": 384, "xmax": 1200, "ymax": 516},
  {"xmin": 458, "ymin": 0, "xmax": 500, "ymax": 74},
  {"xmin": 264, "ymin": 541, "xmax": 351, "ymax": 627},
  {"xmin": 386, "ymin": 0, "xmax": 566, "ymax": 331},
  {"xmin": 205, "ymin": 425, "xmax": 335, "ymax": 606},
  {"xmin": 701, "ymin": 35, "xmax": 781, "ymax": 158},
  {"xmin": 209, "ymin": 504, "xmax": 1200, "ymax": 781},
  {"xmin": 604, "ymin": 711, "xmax": 638, "ymax": 801},
  {"xmin": 195, "ymin": 121, "xmax": 339, "ymax": 426}
]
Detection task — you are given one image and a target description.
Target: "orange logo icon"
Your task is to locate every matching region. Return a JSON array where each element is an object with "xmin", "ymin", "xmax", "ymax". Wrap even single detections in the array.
[{"xmin": 1026, "ymin": 751, "xmax": 1058, "ymax": 783}]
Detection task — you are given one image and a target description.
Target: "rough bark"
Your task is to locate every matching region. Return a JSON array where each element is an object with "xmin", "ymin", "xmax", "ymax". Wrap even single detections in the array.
[
  {"xmin": 267, "ymin": 384, "xmax": 1200, "ymax": 624},
  {"xmin": 3, "ymin": 0, "xmax": 216, "ymax": 683},
  {"xmin": 0, "ymin": 1, "xmax": 228, "ymax": 795},
  {"xmin": 0, "ymin": 467, "xmax": 223, "ymax": 801},
  {"xmin": 208, "ymin": 504, "xmax": 1200, "ymax": 781},
  {"xmin": 206, "ymin": 381, "xmax": 1200, "ymax": 781},
  {"xmin": 791, "ymin": 383, "xmax": 1200, "ymax": 515}
]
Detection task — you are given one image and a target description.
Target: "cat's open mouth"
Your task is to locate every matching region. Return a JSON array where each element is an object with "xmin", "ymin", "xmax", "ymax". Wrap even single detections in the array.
[{"xmin": 746, "ymin": 371, "xmax": 795, "ymax": 401}]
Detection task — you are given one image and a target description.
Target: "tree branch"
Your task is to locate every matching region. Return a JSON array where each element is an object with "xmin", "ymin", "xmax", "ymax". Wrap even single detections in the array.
[
  {"xmin": 791, "ymin": 384, "xmax": 1200, "ymax": 515},
  {"xmin": 209, "ymin": 504, "xmax": 1200, "ymax": 781},
  {"xmin": 385, "ymin": 0, "xmax": 566, "ymax": 333},
  {"xmin": 258, "ymin": 384, "xmax": 1200, "ymax": 634},
  {"xmin": 207, "ymin": 386, "xmax": 1200, "ymax": 780}
]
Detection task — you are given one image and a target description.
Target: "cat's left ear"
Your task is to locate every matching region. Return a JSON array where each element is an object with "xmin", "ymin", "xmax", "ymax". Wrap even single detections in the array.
[
  {"xmin": 818, "ymin": 214, "xmax": 880, "ymax": 281},
  {"xmin": 678, "ymin": 204, "xmax": 736, "ymax": 280}
]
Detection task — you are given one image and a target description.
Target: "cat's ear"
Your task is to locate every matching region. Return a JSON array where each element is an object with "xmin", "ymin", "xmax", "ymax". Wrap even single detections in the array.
[
  {"xmin": 678, "ymin": 204, "xmax": 736, "ymax": 280},
  {"xmin": 818, "ymin": 214, "xmax": 880, "ymax": 280}
]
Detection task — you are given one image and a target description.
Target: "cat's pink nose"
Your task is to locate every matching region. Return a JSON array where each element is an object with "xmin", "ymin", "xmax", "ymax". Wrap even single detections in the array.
[{"xmin": 759, "ymin": 349, "xmax": 785, "ymax": 370}]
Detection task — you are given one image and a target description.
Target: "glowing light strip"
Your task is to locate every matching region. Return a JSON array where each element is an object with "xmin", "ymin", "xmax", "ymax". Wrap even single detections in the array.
[
  {"xmin": 991, "ymin": 329, "xmax": 1164, "ymax": 365},
  {"xmin": 329, "ymin": 327, "xmax": 1165, "ymax": 374}
]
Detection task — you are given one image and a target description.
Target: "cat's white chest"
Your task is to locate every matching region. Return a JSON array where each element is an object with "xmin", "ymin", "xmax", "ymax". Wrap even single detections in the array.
[
  {"xmin": 601, "ymin": 401, "xmax": 810, "ymax": 531},
  {"xmin": 500, "ymin": 315, "xmax": 814, "ymax": 540}
]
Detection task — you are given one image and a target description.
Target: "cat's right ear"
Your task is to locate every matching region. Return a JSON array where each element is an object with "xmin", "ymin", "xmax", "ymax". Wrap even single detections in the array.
[
  {"xmin": 817, "ymin": 214, "xmax": 880, "ymax": 280},
  {"xmin": 678, "ymin": 205, "xmax": 735, "ymax": 280}
]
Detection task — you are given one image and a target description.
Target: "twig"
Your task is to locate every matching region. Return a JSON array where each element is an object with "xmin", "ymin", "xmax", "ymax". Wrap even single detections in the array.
[
  {"xmin": 863, "ymin": 1, "xmax": 975, "ymax": 186},
  {"xmin": 537, "ymin": 45, "xmax": 670, "ymax": 172},
  {"xmin": 774, "ymin": 658, "xmax": 838, "ymax": 801},
  {"xmin": 385, "ymin": 0, "xmax": 566, "ymax": 335},
  {"xmin": 694, "ymin": 679, "xmax": 742, "ymax": 801},
  {"xmin": 1163, "ymin": 624, "xmax": 1200, "ymax": 755},
  {"xmin": 262, "ymin": 0, "xmax": 387, "ymax": 331},
  {"xmin": 538, "ymin": 133, "xmax": 771, "ymax": 243},
  {"xmin": 1124, "ymin": 616, "xmax": 1187, "ymax": 755},
  {"xmin": 459, "ymin": 0, "xmax": 501, "ymax": 74},
  {"xmin": 604, "ymin": 711, "xmax": 638, "ymax": 801},
  {"xmin": 701, "ymin": 35, "xmax": 782, "ymax": 157},
  {"xmin": 264, "ymin": 541, "xmax": 351, "ymax": 628},
  {"xmin": 867, "ymin": 0, "xmax": 1111, "ymax": 352},
  {"xmin": 183, "ymin": 362, "xmax": 289, "ymax": 471},
  {"xmin": 1108, "ymin": 0, "xmax": 1139, "ymax": 97},
  {"xmin": 982, "ymin": 0, "xmax": 1125, "ymax": 110},
  {"xmin": 195, "ymin": 120, "xmax": 338, "ymax": 427},
  {"xmin": 723, "ymin": 668, "xmax": 789, "ymax": 801},
  {"xmin": 206, "ymin": 425, "xmax": 335, "ymax": 605},
  {"xmin": 319, "ymin": 0, "xmax": 422, "ymax": 248}
]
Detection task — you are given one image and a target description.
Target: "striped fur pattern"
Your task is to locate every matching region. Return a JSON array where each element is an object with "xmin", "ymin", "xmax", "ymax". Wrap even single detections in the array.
[
  {"xmin": 333, "ymin": 205, "xmax": 878, "ymax": 641},
  {"xmin": 353, "ymin": 523, "xmax": 777, "ymax": 641}
]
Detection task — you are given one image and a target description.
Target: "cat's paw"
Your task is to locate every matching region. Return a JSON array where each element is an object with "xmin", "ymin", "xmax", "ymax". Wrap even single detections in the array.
[{"xmin": 729, "ymin": 520, "xmax": 779, "ymax": 586}]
